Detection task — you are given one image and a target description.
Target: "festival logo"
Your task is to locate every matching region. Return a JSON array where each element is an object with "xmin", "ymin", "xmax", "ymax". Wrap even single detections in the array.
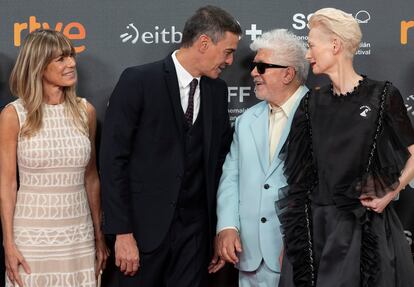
[
  {"xmin": 227, "ymin": 86, "xmax": 252, "ymax": 123},
  {"xmin": 291, "ymin": 10, "xmax": 372, "ymax": 56},
  {"xmin": 292, "ymin": 10, "xmax": 371, "ymax": 31},
  {"xmin": 354, "ymin": 10, "xmax": 371, "ymax": 24}
]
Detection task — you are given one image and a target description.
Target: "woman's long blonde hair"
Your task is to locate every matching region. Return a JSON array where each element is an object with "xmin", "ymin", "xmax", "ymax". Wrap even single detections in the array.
[{"xmin": 9, "ymin": 29, "xmax": 88, "ymax": 137}]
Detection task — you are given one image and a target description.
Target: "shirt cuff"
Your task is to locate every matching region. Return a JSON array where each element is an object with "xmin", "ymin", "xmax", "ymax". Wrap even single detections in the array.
[{"xmin": 218, "ymin": 226, "xmax": 239, "ymax": 234}]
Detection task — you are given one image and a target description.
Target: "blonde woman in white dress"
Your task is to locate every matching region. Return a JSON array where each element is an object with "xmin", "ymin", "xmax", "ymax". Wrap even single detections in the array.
[{"xmin": 0, "ymin": 29, "xmax": 108, "ymax": 287}]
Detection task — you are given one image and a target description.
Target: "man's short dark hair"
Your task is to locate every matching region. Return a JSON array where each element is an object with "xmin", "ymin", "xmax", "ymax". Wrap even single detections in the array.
[{"xmin": 181, "ymin": 5, "xmax": 242, "ymax": 47}]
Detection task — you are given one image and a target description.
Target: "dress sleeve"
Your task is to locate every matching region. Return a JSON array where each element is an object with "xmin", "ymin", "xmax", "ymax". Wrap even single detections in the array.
[
  {"xmin": 384, "ymin": 85, "xmax": 414, "ymax": 147},
  {"xmin": 357, "ymin": 83, "xmax": 412, "ymax": 200},
  {"xmin": 276, "ymin": 91, "xmax": 317, "ymax": 286}
]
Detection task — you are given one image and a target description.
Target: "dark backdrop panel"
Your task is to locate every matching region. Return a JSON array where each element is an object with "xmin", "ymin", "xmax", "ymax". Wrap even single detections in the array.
[{"xmin": 1, "ymin": 1, "xmax": 414, "ymax": 286}]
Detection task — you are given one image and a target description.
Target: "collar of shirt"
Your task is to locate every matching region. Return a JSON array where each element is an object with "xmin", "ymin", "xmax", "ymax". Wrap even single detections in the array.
[
  {"xmin": 268, "ymin": 85, "xmax": 306, "ymax": 117},
  {"xmin": 171, "ymin": 50, "xmax": 201, "ymax": 89},
  {"xmin": 171, "ymin": 51, "xmax": 202, "ymax": 122}
]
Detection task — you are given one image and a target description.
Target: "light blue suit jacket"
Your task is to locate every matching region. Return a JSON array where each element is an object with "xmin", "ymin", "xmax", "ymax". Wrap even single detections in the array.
[{"xmin": 216, "ymin": 86, "xmax": 308, "ymax": 272}]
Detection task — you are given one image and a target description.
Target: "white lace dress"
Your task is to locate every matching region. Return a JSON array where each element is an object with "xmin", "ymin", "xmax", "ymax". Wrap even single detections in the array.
[{"xmin": 6, "ymin": 99, "xmax": 96, "ymax": 287}]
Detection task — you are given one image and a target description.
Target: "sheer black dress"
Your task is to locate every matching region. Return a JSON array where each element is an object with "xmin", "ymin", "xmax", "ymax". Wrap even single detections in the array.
[{"xmin": 277, "ymin": 77, "xmax": 414, "ymax": 287}]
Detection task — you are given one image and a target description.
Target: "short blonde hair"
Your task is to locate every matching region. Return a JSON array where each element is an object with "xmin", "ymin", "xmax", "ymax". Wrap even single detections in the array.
[{"xmin": 309, "ymin": 8, "xmax": 362, "ymax": 58}]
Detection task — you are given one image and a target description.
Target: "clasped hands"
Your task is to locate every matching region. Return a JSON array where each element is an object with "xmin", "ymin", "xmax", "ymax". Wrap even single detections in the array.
[{"xmin": 359, "ymin": 189, "xmax": 399, "ymax": 213}]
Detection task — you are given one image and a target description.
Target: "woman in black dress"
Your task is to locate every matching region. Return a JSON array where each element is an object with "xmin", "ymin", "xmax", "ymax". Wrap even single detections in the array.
[{"xmin": 278, "ymin": 7, "xmax": 414, "ymax": 287}]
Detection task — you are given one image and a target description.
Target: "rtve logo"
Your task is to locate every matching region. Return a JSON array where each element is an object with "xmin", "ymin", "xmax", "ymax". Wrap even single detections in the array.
[
  {"xmin": 14, "ymin": 16, "xmax": 86, "ymax": 53},
  {"xmin": 401, "ymin": 20, "xmax": 414, "ymax": 45}
]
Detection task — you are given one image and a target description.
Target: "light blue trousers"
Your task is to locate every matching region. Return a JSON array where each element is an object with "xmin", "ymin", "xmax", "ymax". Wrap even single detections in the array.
[{"xmin": 239, "ymin": 260, "xmax": 280, "ymax": 287}]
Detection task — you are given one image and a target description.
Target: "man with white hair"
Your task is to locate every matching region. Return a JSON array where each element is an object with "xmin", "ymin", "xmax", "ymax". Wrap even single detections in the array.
[{"xmin": 208, "ymin": 29, "xmax": 309, "ymax": 286}]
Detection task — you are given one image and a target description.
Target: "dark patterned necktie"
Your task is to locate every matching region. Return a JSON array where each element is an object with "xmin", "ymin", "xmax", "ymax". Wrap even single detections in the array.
[{"xmin": 184, "ymin": 78, "xmax": 198, "ymax": 126}]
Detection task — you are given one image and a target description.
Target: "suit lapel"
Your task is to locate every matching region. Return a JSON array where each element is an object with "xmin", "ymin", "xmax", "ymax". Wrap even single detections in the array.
[
  {"xmin": 201, "ymin": 77, "xmax": 212, "ymax": 167},
  {"xmin": 250, "ymin": 103, "xmax": 269, "ymax": 174},
  {"xmin": 164, "ymin": 56, "xmax": 184, "ymax": 137}
]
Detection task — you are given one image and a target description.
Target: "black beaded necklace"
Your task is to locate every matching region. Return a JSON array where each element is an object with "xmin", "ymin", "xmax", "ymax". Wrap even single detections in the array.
[{"xmin": 330, "ymin": 75, "xmax": 367, "ymax": 97}]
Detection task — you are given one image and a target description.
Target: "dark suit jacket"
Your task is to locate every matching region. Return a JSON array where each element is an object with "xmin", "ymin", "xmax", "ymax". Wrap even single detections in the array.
[{"xmin": 100, "ymin": 55, "xmax": 232, "ymax": 253}]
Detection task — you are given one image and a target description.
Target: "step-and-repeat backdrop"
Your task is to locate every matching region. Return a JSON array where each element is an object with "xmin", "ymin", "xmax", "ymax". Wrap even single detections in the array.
[{"xmin": 1, "ymin": 0, "xmax": 414, "ymax": 286}]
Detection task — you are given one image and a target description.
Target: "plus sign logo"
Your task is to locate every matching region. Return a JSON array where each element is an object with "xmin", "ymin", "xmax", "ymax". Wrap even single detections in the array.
[{"xmin": 245, "ymin": 24, "xmax": 262, "ymax": 41}]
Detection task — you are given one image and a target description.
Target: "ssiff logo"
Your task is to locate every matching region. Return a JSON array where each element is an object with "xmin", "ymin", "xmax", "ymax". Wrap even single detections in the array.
[
  {"xmin": 292, "ymin": 10, "xmax": 371, "ymax": 30},
  {"xmin": 14, "ymin": 16, "xmax": 86, "ymax": 53},
  {"xmin": 228, "ymin": 86, "xmax": 251, "ymax": 103}
]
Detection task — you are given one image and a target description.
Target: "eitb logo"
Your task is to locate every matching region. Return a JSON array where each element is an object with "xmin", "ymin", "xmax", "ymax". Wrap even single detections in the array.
[{"xmin": 120, "ymin": 23, "xmax": 182, "ymax": 44}]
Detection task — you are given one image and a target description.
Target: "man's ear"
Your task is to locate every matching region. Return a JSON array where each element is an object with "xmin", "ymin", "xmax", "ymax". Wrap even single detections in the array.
[
  {"xmin": 283, "ymin": 66, "xmax": 296, "ymax": 84},
  {"xmin": 197, "ymin": 34, "xmax": 210, "ymax": 53}
]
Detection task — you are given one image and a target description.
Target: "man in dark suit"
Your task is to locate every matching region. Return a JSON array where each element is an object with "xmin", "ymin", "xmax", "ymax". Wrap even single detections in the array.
[{"xmin": 99, "ymin": 5, "xmax": 241, "ymax": 287}]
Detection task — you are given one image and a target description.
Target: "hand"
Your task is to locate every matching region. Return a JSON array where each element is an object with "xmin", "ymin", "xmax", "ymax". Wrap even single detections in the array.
[
  {"xmin": 216, "ymin": 229, "xmax": 242, "ymax": 265},
  {"xmin": 360, "ymin": 191, "xmax": 398, "ymax": 213},
  {"xmin": 208, "ymin": 236, "xmax": 225, "ymax": 273},
  {"xmin": 5, "ymin": 243, "xmax": 31, "ymax": 287},
  {"xmin": 95, "ymin": 234, "xmax": 110, "ymax": 279},
  {"xmin": 114, "ymin": 233, "xmax": 140, "ymax": 276}
]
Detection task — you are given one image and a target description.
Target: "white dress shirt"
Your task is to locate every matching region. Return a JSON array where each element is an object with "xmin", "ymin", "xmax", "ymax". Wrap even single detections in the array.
[{"xmin": 171, "ymin": 50, "xmax": 201, "ymax": 124}]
